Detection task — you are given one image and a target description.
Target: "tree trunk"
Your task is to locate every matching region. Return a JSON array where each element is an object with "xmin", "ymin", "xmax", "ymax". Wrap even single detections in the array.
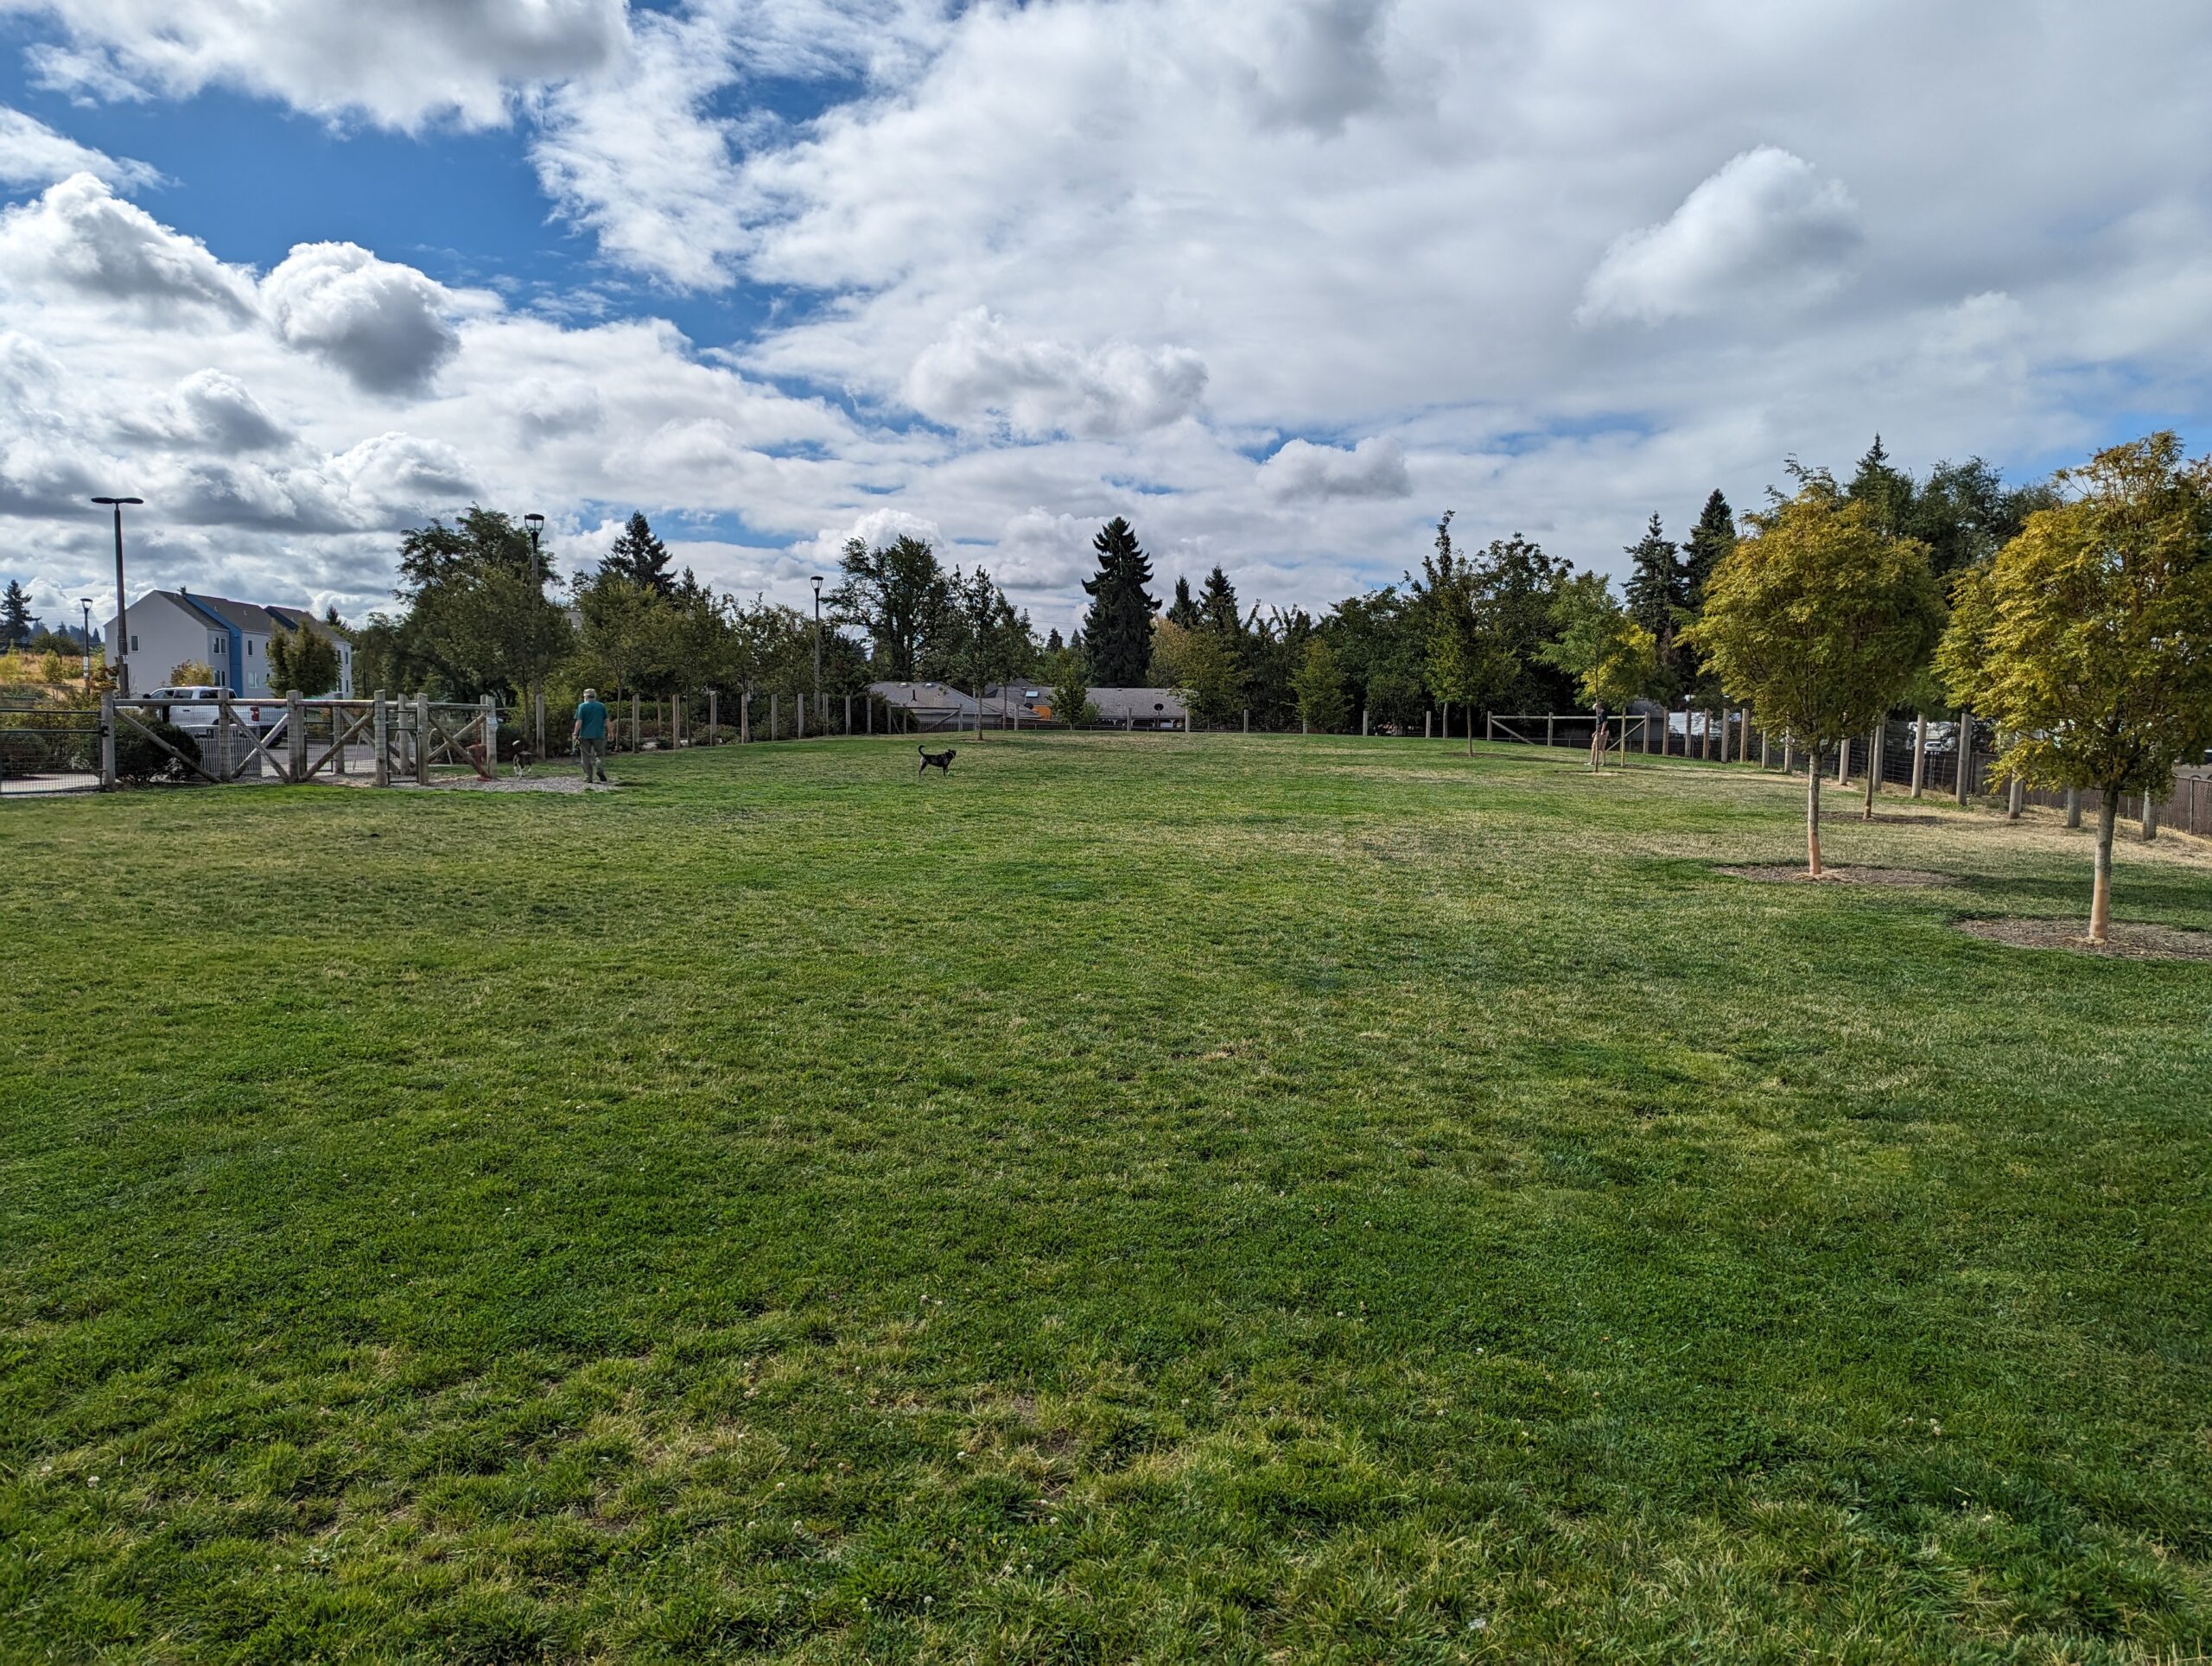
[
  {"xmin": 1590, "ymin": 710, "xmax": 1605, "ymax": 772},
  {"xmin": 1807, "ymin": 748, "xmax": 1824, "ymax": 877},
  {"xmin": 1862, "ymin": 733, "xmax": 1877, "ymax": 820},
  {"xmin": 2090, "ymin": 791, "xmax": 2119, "ymax": 943}
]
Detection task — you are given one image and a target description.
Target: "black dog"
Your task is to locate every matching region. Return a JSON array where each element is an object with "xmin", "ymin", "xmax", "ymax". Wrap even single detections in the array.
[{"xmin": 918, "ymin": 745, "xmax": 957, "ymax": 778}]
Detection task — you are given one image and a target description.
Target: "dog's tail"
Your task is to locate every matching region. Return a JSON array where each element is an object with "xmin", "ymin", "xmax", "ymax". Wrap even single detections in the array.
[{"xmin": 918, "ymin": 744, "xmax": 927, "ymax": 754}]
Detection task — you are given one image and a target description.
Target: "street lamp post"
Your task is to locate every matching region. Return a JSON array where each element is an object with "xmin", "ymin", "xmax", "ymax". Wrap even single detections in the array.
[
  {"xmin": 523, "ymin": 513, "xmax": 546, "ymax": 754},
  {"xmin": 91, "ymin": 496, "xmax": 143, "ymax": 696},
  {"xmin": 811, "ymin": 575, "xmax": 824, "ymax": 723},
  {"xmin": 524, "ymin": 512, "xmax": 544, "ymax": 572},
  {"xmin": 79, "ymin": 599, "xmax": 92, "ymax": 690}
]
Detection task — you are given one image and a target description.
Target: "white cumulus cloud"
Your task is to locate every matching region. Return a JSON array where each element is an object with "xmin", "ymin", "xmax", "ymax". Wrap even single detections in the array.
[
  {"xmin": 1257, "ymin": 436, "xmax": 1410, "ymax": 499},
  {"xmin": 1578, "ymin": 146, "xmax": 1863, "ymax": 326},
  {"xmin": 0, "ymin": 172, "xmax": 252, "ymax": 317},
  {"xmin": 0, "ymin": 105, "xmax": 159, "ymax": 189},
  {"xmin": 14, "ymin": 0, "xmax": 629, "ymax": 130},
  {"xmin": 904, "ymin": 309, "xmax": 1207, "ymax": 439},
  {"xmin": 262, "ymin": 243, "xmax": 461, "ymax": 396}
]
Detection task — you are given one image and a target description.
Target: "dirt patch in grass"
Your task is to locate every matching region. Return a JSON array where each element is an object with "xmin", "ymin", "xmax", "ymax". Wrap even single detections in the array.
[
  {"xmin": 1717, "ymin": 863, "xmax": 1960, "ymax": 887},
  {"xmin": 1954, "ymin": 917, "xmax": 2212, "ymax": 960}
]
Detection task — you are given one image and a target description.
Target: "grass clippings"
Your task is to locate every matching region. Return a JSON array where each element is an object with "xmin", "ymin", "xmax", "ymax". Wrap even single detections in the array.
[{"xmin": 1955, "ymin": 915, "xmax": 2212, "ymax": 960}]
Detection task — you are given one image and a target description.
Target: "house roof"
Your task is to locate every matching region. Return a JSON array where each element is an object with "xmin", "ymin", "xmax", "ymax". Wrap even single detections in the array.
[
  {"xmin": 867, "ymin": 680, "xmax": 1186, "ymax": 719},
  {"xmin": 149, "ymin": 590, "xmax": 343, "ymax": 643}
]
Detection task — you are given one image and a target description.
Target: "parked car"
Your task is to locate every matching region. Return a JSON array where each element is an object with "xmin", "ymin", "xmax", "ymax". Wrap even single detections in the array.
[{"xmin": 143, "ymin": 686, "xmax": 277, "ymax": 736}]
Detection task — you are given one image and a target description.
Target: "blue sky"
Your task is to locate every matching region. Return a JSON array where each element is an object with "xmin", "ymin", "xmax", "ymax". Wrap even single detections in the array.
[{"xmin": 3, "ymin": 0, "xmax": 2209, "ymax": 635}]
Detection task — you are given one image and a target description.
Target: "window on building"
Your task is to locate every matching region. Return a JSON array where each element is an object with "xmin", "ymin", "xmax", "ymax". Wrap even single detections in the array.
[{"xmin": 130, "ymin": 634, "xmax": 138, "ymax": 652}]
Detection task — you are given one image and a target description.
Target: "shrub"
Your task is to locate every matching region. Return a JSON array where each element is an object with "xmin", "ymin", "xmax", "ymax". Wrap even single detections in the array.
[{"xmin": 114, "ymin": 716, "xmax": 203, "ymax": 784}]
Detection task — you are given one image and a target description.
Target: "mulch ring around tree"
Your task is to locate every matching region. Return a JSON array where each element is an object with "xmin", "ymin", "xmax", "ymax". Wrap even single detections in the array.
[
  {"xmin": 1953, "ymin": 918, "xmax": 2212, "ymax": 961},
  {"xmin": 1716, "ymin": 864, "xmax": 1961, "ymax": 887}
]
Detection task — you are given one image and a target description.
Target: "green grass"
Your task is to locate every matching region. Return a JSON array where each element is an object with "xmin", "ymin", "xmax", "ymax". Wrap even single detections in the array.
[{"xmin": 4, "ymin": 734, "xmax": 2210, "ymax": 1663}]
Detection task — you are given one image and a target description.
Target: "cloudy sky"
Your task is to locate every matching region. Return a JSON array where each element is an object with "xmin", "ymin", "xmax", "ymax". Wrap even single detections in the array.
[{"xmin": 2, "ymin": 0, "xmax": 2209, "ymax": 636}]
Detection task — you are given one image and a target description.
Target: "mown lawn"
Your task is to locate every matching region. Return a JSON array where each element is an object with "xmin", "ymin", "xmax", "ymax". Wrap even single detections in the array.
[{"xmin": 3, "ymin": 734, "xmax": 2209, "ymax": 1663}]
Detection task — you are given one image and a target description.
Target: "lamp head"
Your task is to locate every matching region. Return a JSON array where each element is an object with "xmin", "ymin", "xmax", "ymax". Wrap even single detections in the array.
[
  {"xmin": 524, "ymin": 512, "xmax": 545, "ymax": 528},
  {"xmin": 91, "ymin": 496, "xmax": 143, "ymax": 506}
]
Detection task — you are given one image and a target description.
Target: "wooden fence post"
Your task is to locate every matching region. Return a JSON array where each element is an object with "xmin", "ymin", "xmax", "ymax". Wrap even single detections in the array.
[
  {"xmin": 535, "ymin": 687, "xmax": 546, "ymax": 759},
  {"xmin": 709, "ymin": 688, "xmax": 718, "ymax": 741},
  {"xmin": 1955, "ymin": 713, "xmax": 1973, "ymax": 804},
  {"xmin": 2143, "ymin": 793, "xmax": 2160, "ymax": 842},
  {"xmin": 1836, "ymin": 736, "xmax": 1850, "ymax": 785},
  {"xmin": 1544, "ymin": 714, "xmax": 1554, "ymax": 747},
  {"xmin": 1363, "ymin": 707, "xmax": 1371, "ymax": 737},
  {"xmin": 481, "ymin": 693, "xmax": 499, "ymax": 777},
  {"xmin": 2065, "ymin": 785, "xmax": 2081, "ymax": 828},
  {"xmin": 1760, "ymin": 729, "xmax": 1772, "ymax": 770},
  {"xmin": 99, "ymin": 691, "xmax": 116, "ymax": 788},
  {"xmin": 373, "ymin": 692, "xmax": 390, "ymax": 787},
  {"xmin": 1425, "ymin": 709, "xmax": 1432, "ymax": 740},
  {"xmin": 287, "ymin": 691, "xmax": 307, "ymax": 783},
  {"xmin": 1243, "ymin": 709, "xmax": 1250, "ymax": 734},
  {"xmin": 2008, "ymin": 773, "xmax": 2024, "ymax": 820},
  {"xmin": 1486, "ymin": 712, "xmax": 1494, "ymax": 742},
  {"xmin": 1910, "ymin": 715, "xmax": 1927, "ymax": 798},
  {"xmin": 215, "ymin": 694, "xmax": 235, "ymax": 782},
  {"xmin": 741, "ymin": 690, "xmax": 751, "ymax": 744},
  {"xmin": 771, "ymin": 693, "xmax": 779, "ymax": 740},
  {"xmin": 415, "ymin": 694, "xmax": 431, "ymax": 785},
  {"xmin": 845, "ymin": 693, "xmax": 853, "ymax": 734}
]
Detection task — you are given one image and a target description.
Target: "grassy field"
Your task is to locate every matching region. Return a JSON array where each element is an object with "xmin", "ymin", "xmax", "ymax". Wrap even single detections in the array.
[{"xmin": 3, "ymin": 734, "xmax": 2210, "ymax": 1663}]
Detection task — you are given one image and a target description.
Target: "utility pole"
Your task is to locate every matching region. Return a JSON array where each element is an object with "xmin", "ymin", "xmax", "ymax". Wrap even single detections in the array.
[{"xmin": 92, "ymin": 496, "xmax": 143, "ymax": 696}]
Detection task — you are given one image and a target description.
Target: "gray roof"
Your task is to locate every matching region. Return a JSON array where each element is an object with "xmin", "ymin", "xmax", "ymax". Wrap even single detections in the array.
[
  {"xmin": 868, "ymin": 681, "xmax": 1185, "ymax": 722},
  {"xmin": 161, "ymin": 591, "xmax": 341, "ymax": 642}
]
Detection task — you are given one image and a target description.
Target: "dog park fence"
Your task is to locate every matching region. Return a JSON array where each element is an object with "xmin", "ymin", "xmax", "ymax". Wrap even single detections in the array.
[
  {"xmin": 95, "ymin": 692, "xmax": 499, "ymax": 788},
  {"xmin": 1480, "ymin": 705, "xmax": 2212, "ymax": 837}
]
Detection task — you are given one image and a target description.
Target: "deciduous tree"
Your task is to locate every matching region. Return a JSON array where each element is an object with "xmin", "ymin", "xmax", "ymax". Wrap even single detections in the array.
[
  {"xmin": 266, "ymin": 622, "xmax": 340, "ymax": 696},
  {"xmin": 1292, "ymin": 637, "xmax": 1350, "ymax": 734},
  {"xmin": 1542, "ymin": 573, "xmax": 1662, "ymax": 769},
  {"xmin": 827, "ymin": 533, "xmax": 950, "ymax": 682},
  {"xmin": 1937, "ymin": 433, "xmax": 2212, "ymax": 941},
  {"xmin": 1685, "ymin": 480, "xmax": 1943, "ymax": 875}
]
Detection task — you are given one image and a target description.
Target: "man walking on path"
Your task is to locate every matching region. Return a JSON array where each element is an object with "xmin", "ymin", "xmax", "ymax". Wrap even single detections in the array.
[{"xmin": 573, "ymin": 688, "xmax": 611, "ymax": 783}]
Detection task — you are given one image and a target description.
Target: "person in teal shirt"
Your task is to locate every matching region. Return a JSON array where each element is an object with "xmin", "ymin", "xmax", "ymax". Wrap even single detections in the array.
[{"xmin": 573, "ymin": 688, "xmax": 611, "ymax": 783}]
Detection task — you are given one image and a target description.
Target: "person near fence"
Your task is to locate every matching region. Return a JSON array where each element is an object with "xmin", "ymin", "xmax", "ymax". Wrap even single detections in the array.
[{"xmin": 573, "ymin": 688, "xmax": 611, "ymax": 783}]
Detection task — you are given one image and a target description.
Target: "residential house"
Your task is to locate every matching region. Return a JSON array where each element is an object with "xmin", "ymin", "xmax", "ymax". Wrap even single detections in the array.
[{"xmin": 106, "ymin": 589, "xmax": 353, "ymax": 698}]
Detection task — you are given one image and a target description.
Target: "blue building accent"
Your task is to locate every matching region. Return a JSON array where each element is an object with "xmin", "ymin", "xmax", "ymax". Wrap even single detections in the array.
[{"xmin": 174, "ymin": 590, "xmax": 244, "ymax": 694}]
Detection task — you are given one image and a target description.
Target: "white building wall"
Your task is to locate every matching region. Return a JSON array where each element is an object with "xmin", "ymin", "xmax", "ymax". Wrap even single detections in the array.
[{"xmin": 105, "ymin": 595, "xmax": 208, "ymax": 696}]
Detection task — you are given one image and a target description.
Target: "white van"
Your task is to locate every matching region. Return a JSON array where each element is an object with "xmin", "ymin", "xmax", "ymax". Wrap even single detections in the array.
[{"xmin": 143, "ymin": 686, "xmax": 276, "ymax": 737}]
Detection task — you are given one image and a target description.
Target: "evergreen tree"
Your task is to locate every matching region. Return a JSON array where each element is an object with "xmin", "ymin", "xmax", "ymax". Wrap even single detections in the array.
[
  {"xmin": 1, "ymin": 580, "xmax": 31, "ymax": 648},
  {"xmin": 601, "ymin": 512, "xmax": 674, "ymax": 595},
  {"xmin": 1079, "ymin": 517, "xmax": 1157, "ymax": 685},
  {"xmin": 1847, "ymin": 435, "xmax": 1915, "ymax": 539},
  {"xmin": 1045, "ymin": 626, "xmax": 1065, "ymax": 654},
  {"xmin": 1166, "ymin": 575, "xmax": 1201, "ymax": 628},
  {"xmin": 1681, "ymin": 490, "xmax": 1737, "ymax": 606},
  {"xmin": 267, "ymin": 622, "xmax": 342, "ymax": 696},
  {"xmin": 1621, "ymin": 513, "xmax": 1685, "ymax": 671},
  {"xmin": 1197, "ymin": 565, "xmax": 1241, "ymax": 639}
]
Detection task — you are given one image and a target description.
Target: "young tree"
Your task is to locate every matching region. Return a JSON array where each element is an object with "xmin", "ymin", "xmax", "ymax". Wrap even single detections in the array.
[
  {"xmin": 1080, "ymin": 517, "xmax": 1157, "ymax": 685},
  {"xmin": 601, "ymin": 512, "xmax": 675, "ymax": 595},
  {"xmin": 827, "ymin": 533, "xmax": 950, "ymax": 681},
  {"xmin": 1542, "ymin": 573, "xmax": 1663, "ymax": 769},
  {"xmin": 1292, "ymin": 637, "xmax": 1350, "ymax": 734},
  {"xmin": 1936, "ymin": 433, "xmax": 2212, "ymax": 942},
  {"xmin": 166, "ymin": 658, "xmax": 216, "ymax": 686},
  {"xmin": 1, "ymin": 581, "xmax": 31, "ymax": 648},
  {"xmin": 1154, "ymin": 620, "xmax": 1241, "ymax": 726},
  {"xmin": 1847, "ymin": 435, "xmax": 1916, "ymax": 539},
  {"xmin": 1421, "ymin": 564, "xmax": 1515, "ymax": 754},
  {"xmin": 1684, "ymin": 480, "xmax": 1943, "ymax": 875},
  {"xmin": 1047, "ymin": 646, "xmax": 1096, "ymax": 728},
  {"xmin": 266, "ymin": 622, "xmax": 341, "ymax": 695}
]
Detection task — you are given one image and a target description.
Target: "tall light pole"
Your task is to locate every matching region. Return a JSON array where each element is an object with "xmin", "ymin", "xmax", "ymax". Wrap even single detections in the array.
[
  {"xmin": 79, "ymin": 598, "xmax": 92, "ymax": 690},
  {"xmin": 524, "ymin": 512, "xmax": 544, "ymax": 575},
  {"xmin": 91, "ymin": 496, "xmax": 143, "ymax": 696},
  {"xmin": 811, "ymin": 575, "xmax": 824, "ymax": 717}
]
